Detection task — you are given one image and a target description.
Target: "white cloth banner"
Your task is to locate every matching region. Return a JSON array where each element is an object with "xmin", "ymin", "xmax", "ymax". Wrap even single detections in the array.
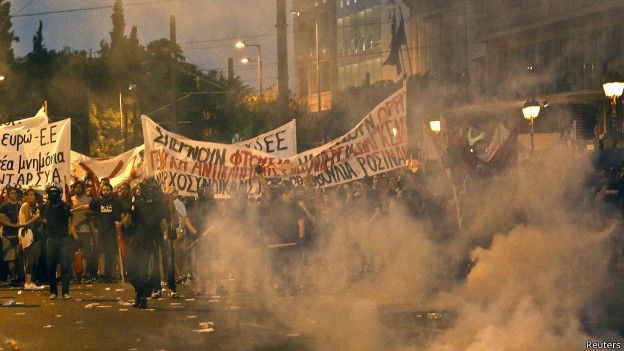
[
  {"xmin": 0, "ymin": 107, "xmax": 48, "ymax": 129},
  {"xmin": 71, "ymin": 146, "xmax": 145, "ymax": 190},
  {"xmin": 0, "ymin": 119, "xmax": 71, "ymax": 190},
  {"xmin": 142, "ymin": 116, "xmax": 281, "ymax": 197},
  {"xmin": 142, "ymin": 84, "xmax": 408, "ymax": 195},
  {"xmin": 236, "ymin": 119, "xmax": 297, "ymax": 158},
  {"xmin": 273, "ymin": 84, "xmax": 409, "ymax": 187},
  {"xmin": 70, "ymin": 120, "xmax": 296, "ymax": 190}
]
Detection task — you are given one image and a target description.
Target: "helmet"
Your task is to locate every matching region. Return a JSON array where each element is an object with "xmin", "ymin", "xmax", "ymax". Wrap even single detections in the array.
[
  {"xmin": 45, "ymin": 183, "xmax": 62, "ymax": 194},
  {"xmin": 135, "ymin": 177, "xmax": 162, "ymax": 204},
  {"xmin": 45, "ymin": 183, "xmax": 63, "ymax": 201}
]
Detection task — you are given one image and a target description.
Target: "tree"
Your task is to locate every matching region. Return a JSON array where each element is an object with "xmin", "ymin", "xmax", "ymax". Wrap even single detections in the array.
[
  {"xmin": 109, "ymin": 0, "xmax": 125, "ymax": 55},
  {"xmin": 32, "ymin": 20, "xmax": 45, "ymax": 55},
  {"xmin": 0, "ymin": 0, "xmax": 18, "ymax": 65}
]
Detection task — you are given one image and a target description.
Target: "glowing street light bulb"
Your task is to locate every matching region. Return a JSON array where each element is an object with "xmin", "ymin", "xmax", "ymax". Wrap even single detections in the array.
[
  {"xmin": 235, "ymin": 41, "xmax": 245, "ymax": 49},
  {"xmin": 522, "ymin": 99, "xmax": 541, "ymax": 120},
  {"xmin": 603, "ymin": 82, "xmax": 624, "ymax": 99},
  {"xmin": 429, "ymin": 120, "xmax": 441, "ymax": 133},
  {"xmin": 0, "ymin": 75, "xmax": 5, "ymax": 81},
  {"xmin": 240, "ymin": 57, "xmax": 250, "ymax": 64}
]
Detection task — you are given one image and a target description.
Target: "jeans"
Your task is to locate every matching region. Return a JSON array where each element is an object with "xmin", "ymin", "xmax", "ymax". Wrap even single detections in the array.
[{"xmin": 46, "ymin": 236, "xmax": 73, "ymax": 295}]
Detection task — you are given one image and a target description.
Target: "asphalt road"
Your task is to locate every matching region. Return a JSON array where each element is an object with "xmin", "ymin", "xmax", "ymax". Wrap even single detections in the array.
[
  {"xmin": 0, "ymin": 283, "xmax": 312, "ymax": 351},
  {"xmin": 0, "ymin": 281, "xmax": 453, "ymax": 351}
]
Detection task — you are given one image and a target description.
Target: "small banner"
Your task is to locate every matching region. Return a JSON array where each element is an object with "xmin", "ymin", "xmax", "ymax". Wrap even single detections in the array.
[{"xmin": 0, "ymin": 119, "xmax": 71, "ymax": 190}]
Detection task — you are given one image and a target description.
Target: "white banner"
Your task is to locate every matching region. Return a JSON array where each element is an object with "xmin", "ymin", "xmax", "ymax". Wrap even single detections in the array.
[
  {"xmin": 0, "ymin": 119, "xmax": 71, "ymax": 190},
  {"xmin": 0, "ymin": 107, "xmax": 48, "ymax": 129},
  {"xmin": 71, "ymin": 146, "xmax": 145, "ymax": 190},
  {"xmin": 142, "ymin": 85, "xmax": 408, "ymax": 196},
  {"xmin": 236, "ymin": 119, "xmax": 297, "ymax": 158},
  {"xmin": 142, "ymin": 115, "xmax": 284, "ymax": 197},
  {"xmin": 274, "ymin": 84, "xmax": 409, "ymax": 187}
]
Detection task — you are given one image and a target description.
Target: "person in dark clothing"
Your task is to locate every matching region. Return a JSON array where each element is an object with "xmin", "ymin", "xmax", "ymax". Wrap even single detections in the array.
[
  {"xmin": 125, "ymin": 178, "xmax": 168, "ymax": 309},
  {"xmin": 87, "ymin": 183, "xmax": 125, "ymax": 282},
  {"xmin": 41, "ymin": 183, "xmax": 77, "ymax": 300},
  {"xmin": 269, "ymin": 182, "xmax": 307, "ymax": 294},
  {"xmin": 186, "ymin": 184, "xmax": 217, "ymax": 295},
  {"xmin": 0, "ymin": 186, "xmax": 25, "ymax": 286}
]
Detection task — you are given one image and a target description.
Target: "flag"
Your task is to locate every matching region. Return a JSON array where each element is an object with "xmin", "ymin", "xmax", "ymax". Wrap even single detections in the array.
[
  {"xmin": 383, "ymin": 13, "xmax": 402, "ymax": 75},
  {"xmin": 476, "ymin": 124, "xmax": 511, "ymax": 162},
  {"xmin": 396, "ymin": 12, "xmax": 407, "ymax": 47}
]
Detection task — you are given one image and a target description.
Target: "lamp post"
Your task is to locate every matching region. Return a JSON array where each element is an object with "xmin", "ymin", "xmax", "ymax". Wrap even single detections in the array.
[
  {"xmin": 522, "ymin": 99, "xmax": 541, "ymax": 154},
  {"xmin": 603, "ymin": 81, "xmax": 624, "ymax": 133},
  {"xmin": 235, "ymin": 41, "xmax": 263, "ymax": 95},
  {"xmin": 292, "ymin": 10, "xmax": 321, "ymax": 119},
  {"xmin": 429, "ymin": 120, "xmax": 442, "ymax": 134}
]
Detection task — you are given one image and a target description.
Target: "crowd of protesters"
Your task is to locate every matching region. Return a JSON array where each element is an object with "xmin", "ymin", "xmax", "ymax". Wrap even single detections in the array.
[
  {"xmin": 2, "ymin": 156, "xmax": 623, "ymax": 308},
  {"xmin": 0, "ymin": 164, "xmax": 446, "ymax": 306}
]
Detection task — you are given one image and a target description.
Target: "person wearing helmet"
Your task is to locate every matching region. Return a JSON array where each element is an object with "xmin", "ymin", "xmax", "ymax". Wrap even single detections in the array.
[
  {"xmin": 41, "ymin": 183, "xmax": 77, "ymax": 300},
  {"xmin": 125, "ymin": 178, "xmax": 168, "ymax": 309}
]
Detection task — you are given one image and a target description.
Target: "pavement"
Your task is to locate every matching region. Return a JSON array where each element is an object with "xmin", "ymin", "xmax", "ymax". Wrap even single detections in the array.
[
  {"xmin": 0, "ymin": 282, "xmax": 312, "ymax": 351},
  {"xmin": 0, "ymin": 282, "xmax": 450, "ymax": 351}
]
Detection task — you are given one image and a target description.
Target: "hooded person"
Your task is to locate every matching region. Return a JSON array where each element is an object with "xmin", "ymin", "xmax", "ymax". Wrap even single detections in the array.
[
  {"xmin": 41, "ymin": 183, "xmax": 77, "ymax": 300},
  {"xmin": 124, "ymin": 178, "xmax": 168, "ymax": 309}
]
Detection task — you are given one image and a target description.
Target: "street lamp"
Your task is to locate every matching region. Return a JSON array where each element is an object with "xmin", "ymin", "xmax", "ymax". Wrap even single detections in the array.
[
  {"xmin": 603, "ymin": 81, "xmax": 624, "ymax": 132},
  {"xmin": 429, "ymin": 120, "xmax": 441, "ymax": 134},
  {"xmin": 292, "ymin": 10, "xmax": 321, "ymax": 119},
  {"xmin": 522, "ymin": 99, "xmax": 541, "ymax": 153},
  {"xmin": 235, "ymin": 40, "xmax": 263, "ymax": 94}
]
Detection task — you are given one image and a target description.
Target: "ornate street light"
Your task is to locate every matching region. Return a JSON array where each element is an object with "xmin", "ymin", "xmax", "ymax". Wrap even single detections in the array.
[
  {"xmin": 603, "ymin": 81, "xmax": 624, "ymax": 133},
  {"xmin": 429, "ymin": 120, "xmax": 441, "ymax": 134},
  {"xmin": 523, "ymin": 99, "xmax": 541, "ymax": 153}
]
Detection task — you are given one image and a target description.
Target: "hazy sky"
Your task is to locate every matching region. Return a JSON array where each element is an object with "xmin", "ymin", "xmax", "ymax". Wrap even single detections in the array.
[{"xmin": 10, "ymin": 0, "xmax": 295, "ymax": 90}]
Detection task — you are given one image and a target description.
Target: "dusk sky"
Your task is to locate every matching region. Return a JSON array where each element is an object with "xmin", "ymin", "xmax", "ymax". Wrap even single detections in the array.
[{"xmin": 10, "ymin": 0, "xmax": 295, "ymax": 90}]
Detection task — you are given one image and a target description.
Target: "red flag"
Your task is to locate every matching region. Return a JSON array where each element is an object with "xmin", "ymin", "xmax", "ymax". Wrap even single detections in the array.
[
  {"xmin": 63, "ymin": 177, "xmax": 72, "ymax": 205},
  {"xmin": 116, "ymin": 222, "xmax": 127, "ymax": 258}
]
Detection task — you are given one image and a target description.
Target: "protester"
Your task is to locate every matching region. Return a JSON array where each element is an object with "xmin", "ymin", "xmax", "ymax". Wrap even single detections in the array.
[
  {"xmin": 42, "ymin": 183, "xmax": 77, "ymax": 300},
  {"xmin": 71, "ymin": 180, "xmax": 97, "ymax": 282},
  {"xmin": 19, "ymin": 188, "xmax": 46, "ymax": 290},
  {"xmin": 186, "ymin": 184, "xmax": 217, "ymax": 295},
  {"xmin": 125, "ymin": 178, "xmax": 168, "ymax": 309},
  {"xmin": 74, "ymin": 183, "xmax": 126, "ymax": 282},
  {"xmin": 0, "ymin": 186, "xmax": 25, "ymax": 286}
]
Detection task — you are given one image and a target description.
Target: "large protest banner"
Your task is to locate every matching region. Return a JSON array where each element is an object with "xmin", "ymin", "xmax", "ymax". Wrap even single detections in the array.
[
  {"xmin": 71, "ymin": 145, "xmax": 145, "ymax": 189},
  {"xmin": 273, "ymin": 84, "xmax": 409, "ymax": 188},
  {"xmin": 142, "ymin": 115, "xmax": 285, "ymax": 196},
  {"xmin": 142, "ymin": 84, "xmax": 408, "ymax": 195},
  {"xmin": 0, "ymin": 119, "xmax": 71, "ymax": 190},
  {"xmin": 236, "ymin": 119, "xmax": 297, "ymax": 158},
  {"xmin": 0, "ymin": 107, "xmax": 48, "ymax": 129},
  {"xmin": 70, "ymin": 120, "xmax": 295, "ymax": 190}
]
